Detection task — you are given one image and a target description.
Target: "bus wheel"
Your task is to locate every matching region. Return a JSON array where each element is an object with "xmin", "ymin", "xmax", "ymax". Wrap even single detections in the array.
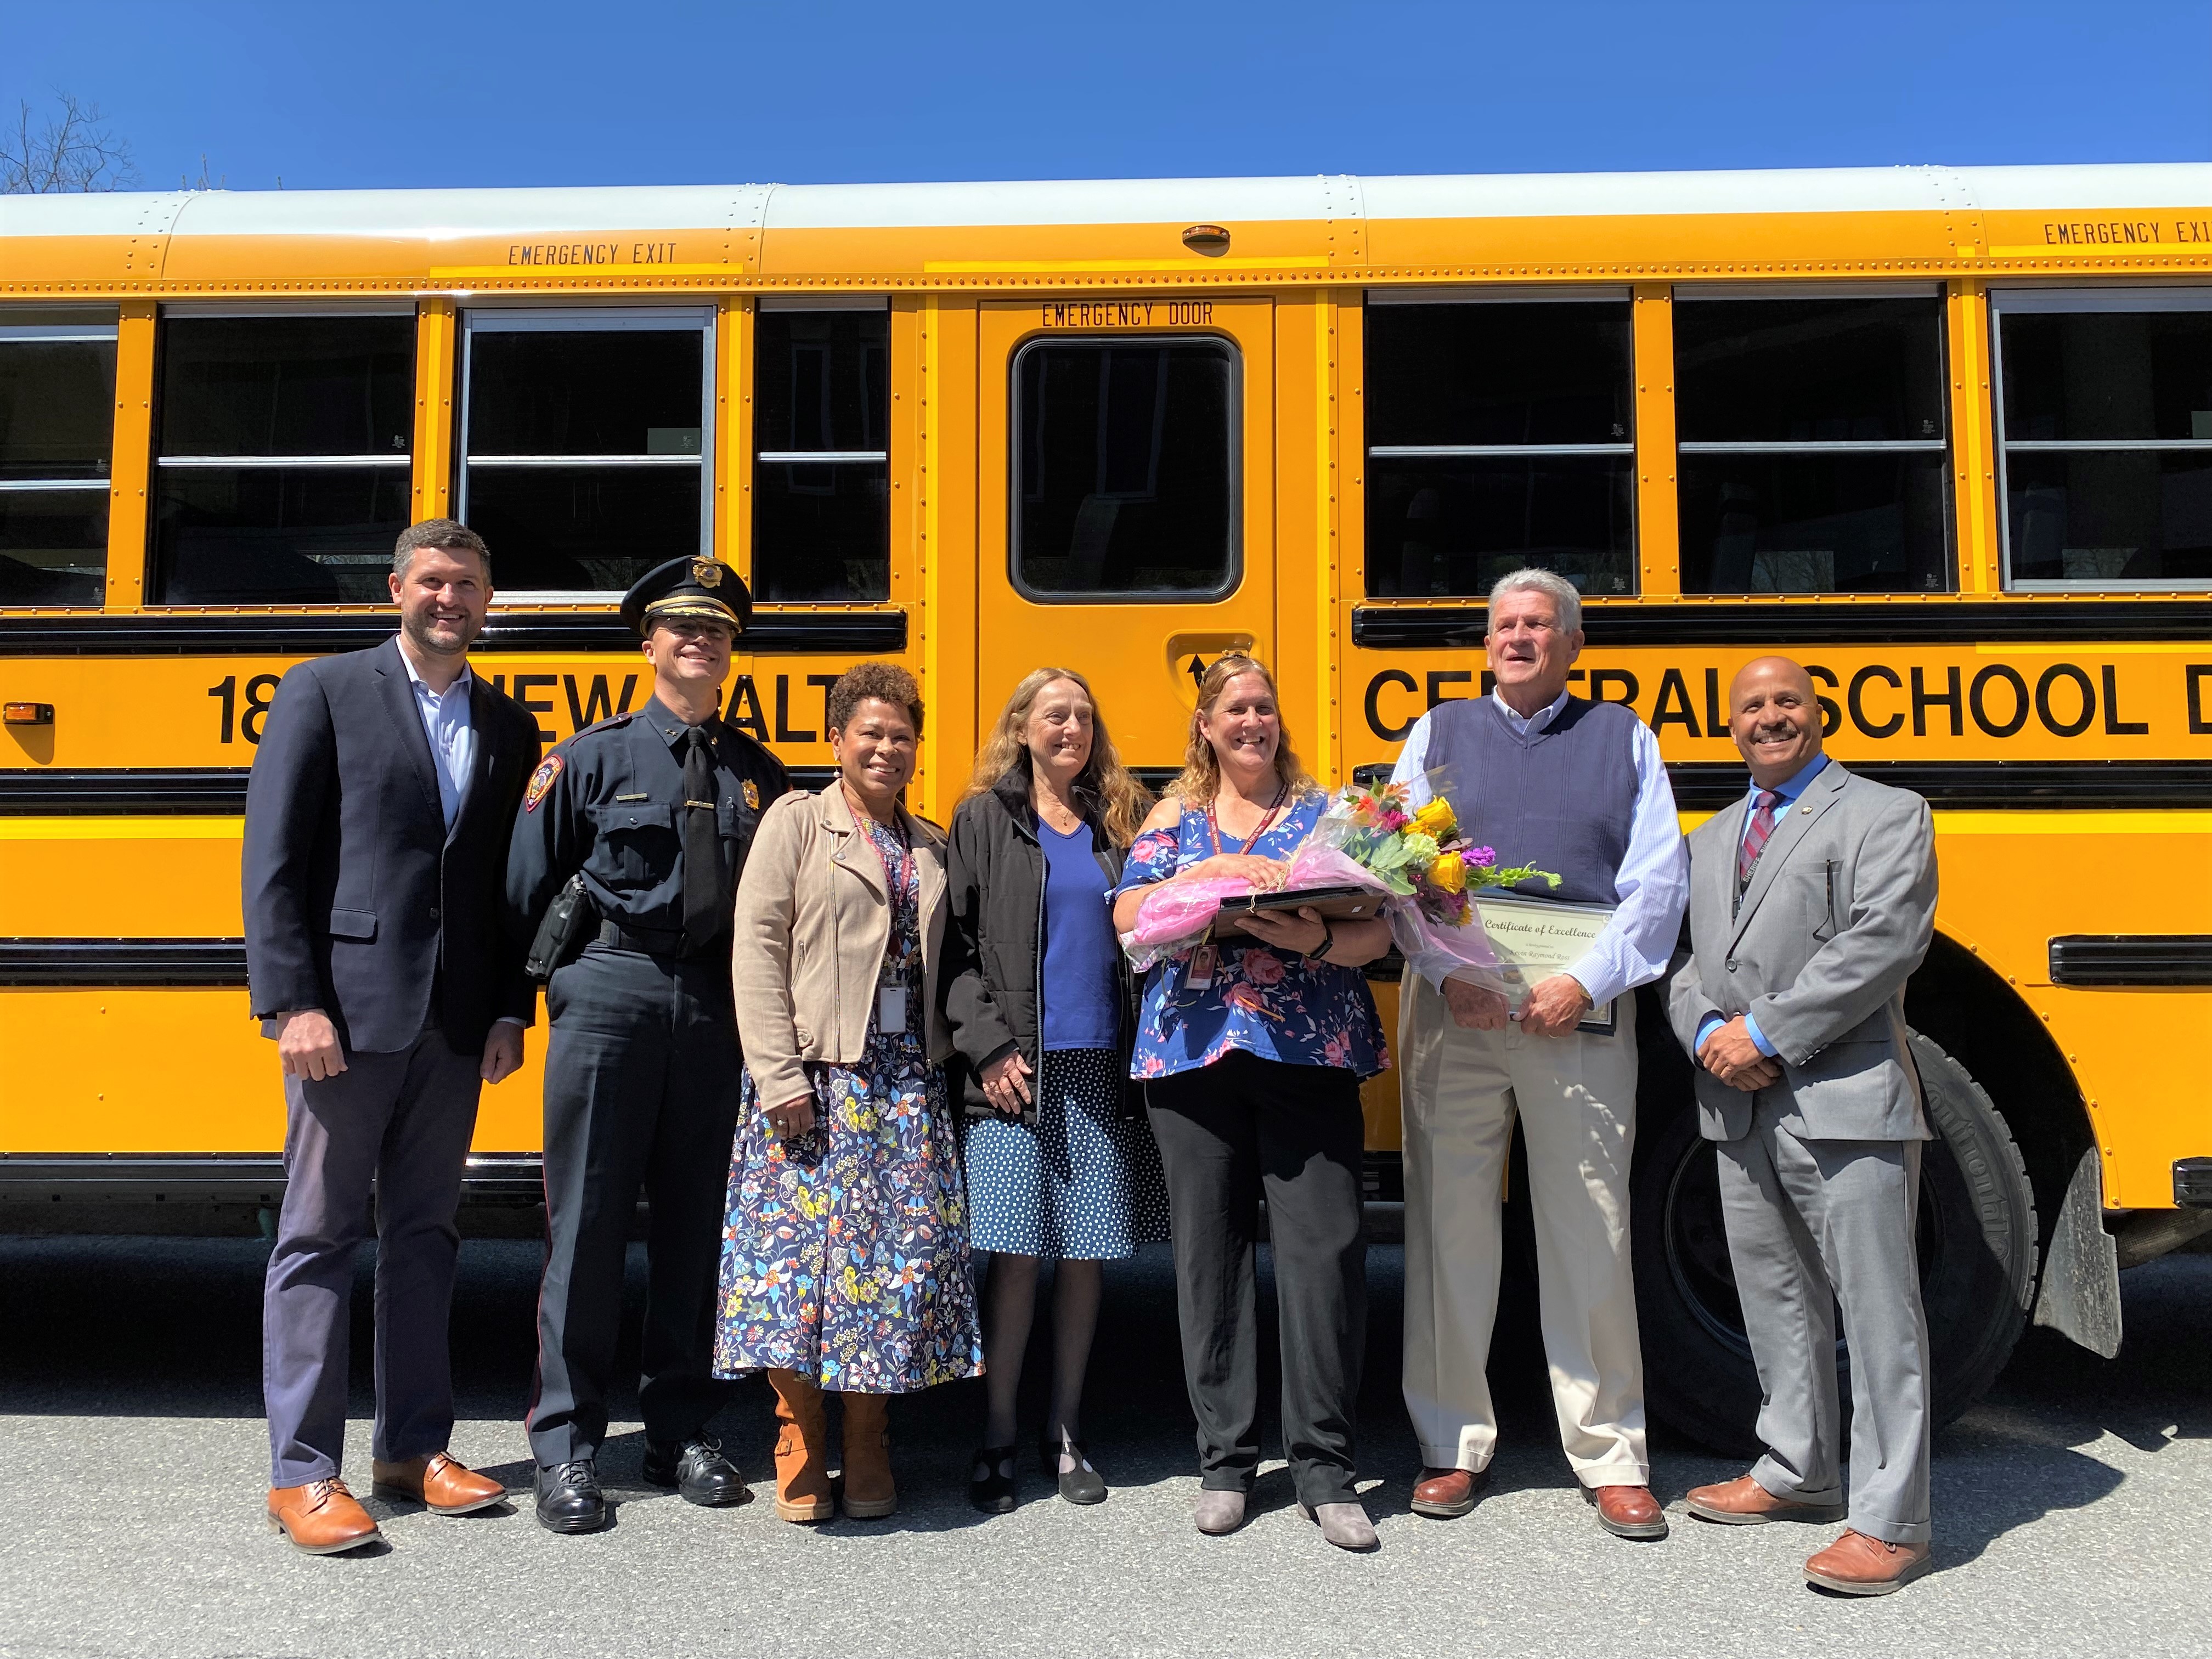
[{"xmin": 1634, "ymin": 1032, "xmax": 2039, "ymax": 1458}]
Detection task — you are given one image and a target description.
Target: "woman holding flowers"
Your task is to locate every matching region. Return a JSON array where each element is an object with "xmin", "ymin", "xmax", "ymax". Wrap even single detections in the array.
[{"xmin": 1108, "ymin": 653, "xmax": 1391, "ymax": 1551}]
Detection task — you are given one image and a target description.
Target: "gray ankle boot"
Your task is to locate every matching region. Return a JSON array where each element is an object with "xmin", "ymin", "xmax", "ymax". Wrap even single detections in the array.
[
  {"xmin": 1304, "ymin": 1500, "xmax": 1379, "ymax": 1551},
  {"xmin": 1192, "ymin": 1488, "xmax": 1247, "ymax": 1536}
]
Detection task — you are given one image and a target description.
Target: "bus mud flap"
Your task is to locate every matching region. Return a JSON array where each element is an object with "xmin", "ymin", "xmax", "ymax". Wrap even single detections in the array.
[{"xmin": 2032, "ymin": 1145, "xmax": 2122, "ymax": 1358}]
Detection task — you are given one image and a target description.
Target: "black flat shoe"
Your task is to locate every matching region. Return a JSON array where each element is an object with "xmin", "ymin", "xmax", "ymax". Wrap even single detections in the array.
[
  {"xmin": 642, "ymin": 1435, "xmax": 751, "ymax": 1507},
  {"xmin": 1041, "ymin": 1434, "xmax": 1108, "ymax": 1505},
  {"xmin": 969, "ymin": 1444, "xmax": 1017, "ymax": 1514},
  {"xmin": 534, "ymin": 1459, "xmax": 608, "ymax": 1534}
]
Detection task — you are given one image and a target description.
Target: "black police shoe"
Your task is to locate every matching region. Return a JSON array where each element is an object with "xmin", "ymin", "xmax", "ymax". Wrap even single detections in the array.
[
  {"xmin": 642, "ymin": 1435, "xmax": 751, "ymax": 1507},
  {"xmin": 534, "ymin": 1459, "xmax": 608, "ymax": 1534}
]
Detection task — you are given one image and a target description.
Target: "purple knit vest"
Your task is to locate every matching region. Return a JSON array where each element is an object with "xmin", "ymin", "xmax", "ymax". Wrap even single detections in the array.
[{"xmin": 1424, "ymin": 695, "xmax": 1639, "ymax": 906}]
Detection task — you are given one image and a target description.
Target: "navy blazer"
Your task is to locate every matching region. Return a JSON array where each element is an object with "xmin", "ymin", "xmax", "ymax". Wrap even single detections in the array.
[{"xmin": 242, "ymin": 635, "xmax": 543, "ymax": 1056}]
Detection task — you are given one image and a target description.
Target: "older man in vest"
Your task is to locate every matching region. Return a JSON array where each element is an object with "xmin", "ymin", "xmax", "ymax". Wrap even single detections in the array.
[{"xmin": 1390, "ymin": 567, "xmax": 1688, "ymax": 1540}]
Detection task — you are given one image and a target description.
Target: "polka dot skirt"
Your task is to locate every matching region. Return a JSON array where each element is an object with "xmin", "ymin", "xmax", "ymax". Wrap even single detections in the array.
[{"xmin": 963, "ymin": 1048, "xmax": 1170, "ymax": 1260}]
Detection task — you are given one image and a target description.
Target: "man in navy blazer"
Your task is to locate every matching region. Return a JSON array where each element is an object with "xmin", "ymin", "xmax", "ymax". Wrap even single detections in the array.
[{"xmin": 244, "ymin": 519, "xmax": 540, "ymax": 1554}]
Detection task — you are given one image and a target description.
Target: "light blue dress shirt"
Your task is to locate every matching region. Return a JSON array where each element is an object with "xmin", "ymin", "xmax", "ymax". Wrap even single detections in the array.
[
  {"xmin": 1696, "ymin": 753, "xmax": 1831, "ymax": 1059},
  {"xmin": 399, "ymin": 648, "xmax": 475, "ymax": 830},
  {"xmin": 1389, "ymin": 688, "xmax": 1689, "ymax": 1006}
]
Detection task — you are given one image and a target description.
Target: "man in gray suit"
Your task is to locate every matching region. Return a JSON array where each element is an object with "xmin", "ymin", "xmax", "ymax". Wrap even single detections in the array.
[{"xmin": 1667, "ymin": 656, "xmax": 1938, "ymax": 1596}]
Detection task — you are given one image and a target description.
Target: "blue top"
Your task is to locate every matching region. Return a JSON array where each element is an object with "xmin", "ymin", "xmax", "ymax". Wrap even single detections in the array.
[
  {"xmin": 1111, "ymin": 791, "xmax": 1389, "ymax": 1081},
  {"xmin": 1697, "ymin": 753, "xmax": 1833, "ymax": 1059},
  {"xmin": 1039, "ymin": 817, "xmax": 1121, "ymax": 1052}
]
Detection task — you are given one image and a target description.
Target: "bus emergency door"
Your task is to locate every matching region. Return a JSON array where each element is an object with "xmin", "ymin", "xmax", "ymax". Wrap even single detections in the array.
[{"xmin": 974, "ymin": 296, "xmax": 1275, "ymax": 772}]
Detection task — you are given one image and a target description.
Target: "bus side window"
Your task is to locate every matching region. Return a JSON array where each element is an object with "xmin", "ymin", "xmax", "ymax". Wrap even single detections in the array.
[
  {"xmin": 152, "ymin": 311, "xmax": 414, "ymax": 605},
  {"xmin": 1363, "ymin": 294, "xmax": 1635, "ymax": 601},
  {"xmin": 1995, "ymin": 289, "xmax": 2212, "ymax": 590},
  {"xmin": 0, "ymin": 309, "xmax": 116, "ymax": 607},
  {"xmin": 1675, "ymin": 292, "xmax": 1953, "ymax": 596},
  {"xmin": 459, "ymin": 307, "xmax": 714, "ymax": 597},
  {"xmin": 753, "ymin": 300, "xmax": 890, "ymax": 603},
  {"xmin": 1011, "ymin": 336, "xmax": 1238, "ymax": 601}
]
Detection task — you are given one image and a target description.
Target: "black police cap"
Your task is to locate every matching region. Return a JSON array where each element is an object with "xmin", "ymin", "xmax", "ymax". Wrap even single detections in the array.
[{"xmin": 619, "ymin": 556, "xmax": 753, "ymax": 637}]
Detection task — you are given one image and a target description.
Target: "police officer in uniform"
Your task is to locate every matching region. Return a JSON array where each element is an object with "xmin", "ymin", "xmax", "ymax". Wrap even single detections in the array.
[{"xmin": 506, "ymin": 555, "xmax": 788, "ymax": 1534}]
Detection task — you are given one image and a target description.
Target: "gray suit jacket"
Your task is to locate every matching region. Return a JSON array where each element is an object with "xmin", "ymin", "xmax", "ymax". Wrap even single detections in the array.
[{"xmin": 1665, "ymin": 760, "xmax": 1937, "ymax": 1144}]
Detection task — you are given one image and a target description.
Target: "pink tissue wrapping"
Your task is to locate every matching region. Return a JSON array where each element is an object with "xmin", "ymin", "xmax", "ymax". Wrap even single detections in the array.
[
  {"xmin": 1388, "ymin": 900, "xmax": 1508, "ymax": 993},
  {"xmin": 1119, "ymin": 843, "xmax": 1400, "ymax": 973}
]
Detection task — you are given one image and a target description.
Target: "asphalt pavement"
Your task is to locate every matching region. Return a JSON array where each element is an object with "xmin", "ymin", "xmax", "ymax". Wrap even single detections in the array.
[{"xmin": 0, "ymin": 1229, "xmax": 2205, "ymax": 1659}]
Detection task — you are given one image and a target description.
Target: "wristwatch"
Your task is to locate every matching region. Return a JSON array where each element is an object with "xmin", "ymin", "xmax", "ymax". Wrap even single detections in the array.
[{"xmin": 1307, "ymin": 919, "xmax": 1336, "ymax": 964}]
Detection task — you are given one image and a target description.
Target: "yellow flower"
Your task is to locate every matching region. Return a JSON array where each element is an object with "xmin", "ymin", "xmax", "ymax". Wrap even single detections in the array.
[
  {"xmin": 1412, "ymin": 798, "xmax": 1457, "ymax": 839},
  {"xmin": 1427, "ymin": 853, "xmax": 1467, "ymax": 894}
]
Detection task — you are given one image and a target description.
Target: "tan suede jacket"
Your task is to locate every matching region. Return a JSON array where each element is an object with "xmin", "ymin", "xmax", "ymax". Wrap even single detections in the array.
[{"xmin": 732, "ymin": 782, "xmax": 951, "ymax": 1108}]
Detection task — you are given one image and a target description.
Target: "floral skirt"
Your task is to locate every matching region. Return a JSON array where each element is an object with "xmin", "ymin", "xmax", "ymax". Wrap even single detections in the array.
[{"xmin": 712, "ymin": 1036, "xmax": 983, "ymax": 1393}]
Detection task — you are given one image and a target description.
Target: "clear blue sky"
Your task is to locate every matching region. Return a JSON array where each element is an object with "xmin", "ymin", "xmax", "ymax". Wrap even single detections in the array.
[{"xmin": 5, "ymin": 0, "xmax": 2208, "ymax": 192}]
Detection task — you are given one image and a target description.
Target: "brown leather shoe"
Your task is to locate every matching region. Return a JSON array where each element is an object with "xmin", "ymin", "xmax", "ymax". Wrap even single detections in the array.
[
  {"xmin": 1805, "ymin": 1529, "xmax": 1933, "ymax": 1595},
  {"xmin": 1410, "ymin": 1465, "xmax": 1491, "ymax": 1519},
  {"xmin": 1686, "ymin": 1472, "xmax": 1847, "ymax": 1527},
  {"xmin": 267, "ymin": 1478, "xmax": 380, "ymax": 1555},
  {"xmin": 1585, "ymin": 1483, "xmax": 1669, "ymax": 1540},
  {"xmin": 371, "ymin": 1452, "xmax": 506, "ymax": 1515}
]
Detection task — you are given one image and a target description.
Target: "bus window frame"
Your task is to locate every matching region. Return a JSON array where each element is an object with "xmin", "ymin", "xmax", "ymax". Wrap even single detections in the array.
[
  {"xmin": 0, "ymin": 313, "xmax": 119, "ymax": 609},
  {"xmin": 1671, "ymin": 281, "xmax": 1955, "ymax": 596},
  {"xmin": 1991, "ymin": 284, "xmax": 2212, "ymax": 594},
  {"xmin": 750, "ymin": 295, "xmax": 891, "ymax": 602},
  {"xmin": 1007, "ymin": 331, "xmax": 1244, "ymax": 606},
  {"xmin": 456, "ymin": 304, "xmax": 716, "ymax": 602},
  {"xmin": 1362, "ymin": 284, "xmax": 1638, "ymax": 601}
]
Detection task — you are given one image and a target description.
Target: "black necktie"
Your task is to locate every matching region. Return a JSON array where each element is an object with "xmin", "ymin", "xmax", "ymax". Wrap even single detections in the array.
[{"xmin": 682, "ymin": 726, "xmax": 725, "ymax": 946}]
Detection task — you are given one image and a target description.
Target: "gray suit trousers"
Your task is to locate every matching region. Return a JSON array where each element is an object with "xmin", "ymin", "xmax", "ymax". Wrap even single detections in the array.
[
  {"xmin": 262, "ymin": 1029, "xmax": 482, "ymax": 1487},
  {"xmin": 1717, "ymin": 1094, "xmax": 1932, "ymax": 1544}
]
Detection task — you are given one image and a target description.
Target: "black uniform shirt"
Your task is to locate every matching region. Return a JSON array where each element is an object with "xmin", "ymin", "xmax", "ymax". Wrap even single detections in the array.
[{"xmin": 506, "ymin": 695, "xmax": 789, "ymax": 954}]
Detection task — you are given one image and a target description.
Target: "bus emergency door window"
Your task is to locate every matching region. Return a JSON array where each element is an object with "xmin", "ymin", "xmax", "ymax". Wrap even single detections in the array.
[
  {"xmin": 1011, "ymin": 337, "xmax": 1238, "ymax": 599},
  {"xmin": 1996, "ymin": 290, "xmax": 2212, "ymax": 589},
  {"xmin": 459, "ymin": 308, "xmax": 712, "ymax": 596},
  {"xmin": 1363, "ymin": 295, "xmax": 1635, "ymax": 600},
  {"xmin": 753, "ymin": 304, "xmax": 890, "ymax": 602},
  {"xmin": 150, "ymin": 313, "xmax": 414, "ymax": 606},
  {"xmin": 0, "ymin": 311, "xmax": 117, "ymax": 607},
  {"xmin": 1675, "ymin": 294, "xmax": 1952, "ymax": 596}
]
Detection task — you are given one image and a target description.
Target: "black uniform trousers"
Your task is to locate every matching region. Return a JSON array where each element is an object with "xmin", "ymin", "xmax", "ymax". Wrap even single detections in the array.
[
  {"xmin": 528, "ymin": 941, "xmax": 741, "ymax": 1468},
  {"xmin": 1145, "ymin": 1049, "xmax": 1368, "ymax": 1509}
]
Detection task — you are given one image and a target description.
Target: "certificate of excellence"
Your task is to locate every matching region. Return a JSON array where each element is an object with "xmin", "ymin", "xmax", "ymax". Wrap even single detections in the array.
[{"xmin": 1466, "ymin": 893, "xmax": 1620, "ymax": 1036}]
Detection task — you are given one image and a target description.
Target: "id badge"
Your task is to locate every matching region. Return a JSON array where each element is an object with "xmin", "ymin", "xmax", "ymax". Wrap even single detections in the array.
[
  {"xmin": 1187, "ymin": 943, "xmax": 1218, "ymax": 989},
  {"xmin": 878, "ymin": 984, "xmax": 909, "ymax": 1032}
]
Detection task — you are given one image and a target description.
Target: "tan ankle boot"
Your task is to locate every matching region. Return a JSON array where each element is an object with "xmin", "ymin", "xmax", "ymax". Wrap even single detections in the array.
[
  {"xmin": 840, "ymin": 1392, "xmax": 896, "ymax": 1519},
  {"xmin": 768, "ymin": 1369, "xmax": 833, "ymax": 1523}
]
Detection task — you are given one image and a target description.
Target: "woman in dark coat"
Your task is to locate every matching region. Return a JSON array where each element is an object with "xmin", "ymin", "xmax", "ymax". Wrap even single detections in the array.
[{"xmin": 942, "ymin": 667, "xmax": 1166, "ymax": 1513}]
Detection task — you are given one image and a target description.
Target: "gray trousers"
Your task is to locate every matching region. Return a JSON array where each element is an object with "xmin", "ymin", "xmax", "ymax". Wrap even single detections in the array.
[
  {"xmin": 262, "ymin": 1028, "xmax": 483, "ymax": 1487},
  {"xmin": 1716, "ymin": 1095, "xmax": 1932, "ymax": 1544}
]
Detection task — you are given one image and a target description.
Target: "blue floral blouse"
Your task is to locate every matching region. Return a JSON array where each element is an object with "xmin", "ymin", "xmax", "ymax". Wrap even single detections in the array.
[{"xmin": 1113, "ymin": 791, "xmax": 1389, "ymax": 1081}]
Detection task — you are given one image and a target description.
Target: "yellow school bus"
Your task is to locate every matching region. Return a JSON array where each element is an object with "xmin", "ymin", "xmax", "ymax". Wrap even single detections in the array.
[{"xmin": 3, "ymin": 166, "xmax": 2208, "ymax": 1448}]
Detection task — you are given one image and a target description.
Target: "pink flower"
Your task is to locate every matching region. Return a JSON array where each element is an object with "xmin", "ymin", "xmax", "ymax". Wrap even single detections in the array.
[
  {"xmin": 1464, "ymin": 845, "xmax": 1497, "ymax": 867},
  {"xmin": 1244, "ymin": 949, "xmax": 1286, "ymax": 986},
  {"xmin": 1322, "ymin": 1032, "xmax": 1352, "ymax": 1067},
  {"xmin": 1223, "ymin": 981, "xmax": 1271, "ymax": 1017}
]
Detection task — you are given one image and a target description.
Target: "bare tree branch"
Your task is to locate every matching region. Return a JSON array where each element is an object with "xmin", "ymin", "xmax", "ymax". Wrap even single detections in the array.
[{"xmin": 0, "ymin": 91, "xmax": 138, "ymax": 194}]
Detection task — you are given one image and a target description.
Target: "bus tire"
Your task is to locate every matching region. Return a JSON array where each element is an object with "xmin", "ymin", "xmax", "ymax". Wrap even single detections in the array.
[{"xmin": 1634, "ymin": 1031, "xmax": 2038, "ymax": 1458}]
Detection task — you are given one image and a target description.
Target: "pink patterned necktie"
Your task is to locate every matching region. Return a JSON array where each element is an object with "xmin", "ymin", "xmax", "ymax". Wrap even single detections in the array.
[{"xmin": 1737, "ymin": 789, "xmax": 1782, "ymax": 890}]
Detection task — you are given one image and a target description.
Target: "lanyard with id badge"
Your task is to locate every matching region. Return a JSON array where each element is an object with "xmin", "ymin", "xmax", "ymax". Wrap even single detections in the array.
[
  {"xmin": 1177, "ymin": 782, "xmax": 1288, "ymax": 998},
  {"xmin": 856, "ymin": 811, "xmax": 918, "ymax": 1034}
]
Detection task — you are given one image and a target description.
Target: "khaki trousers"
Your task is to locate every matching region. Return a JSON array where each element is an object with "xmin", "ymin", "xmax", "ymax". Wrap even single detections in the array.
[{"xmin": 1398, "ymin": 974, "xmax": 1649, "ymax": 1485}]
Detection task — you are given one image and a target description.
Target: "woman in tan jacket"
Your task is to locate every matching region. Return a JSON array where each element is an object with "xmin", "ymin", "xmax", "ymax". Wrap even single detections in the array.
[{"xmin": 713, "ymin": 662, "xmax": 983, "ymax": 1523}]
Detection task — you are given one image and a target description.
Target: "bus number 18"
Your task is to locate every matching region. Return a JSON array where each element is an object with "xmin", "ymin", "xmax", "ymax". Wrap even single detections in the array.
[{"xmin": 208, "ymin": 674, "xmax": 283, "ymax": 744}]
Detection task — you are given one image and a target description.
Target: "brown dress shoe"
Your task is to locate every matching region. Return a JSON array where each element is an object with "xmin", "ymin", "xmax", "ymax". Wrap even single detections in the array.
[
  {"xmin": 1805, "ymin": 1529, "xmax": 1933, "ymax": 1595},
  {"xmin": 1585, "ymin": 1483, "xmax": 1669, "ymax": 1540},
  {"xmin": 1410, "ymin": 1466, "xmax": 1490, "ymax": 1519},
  {"xmin": 371, "ymin": 1452, "xmax": 506, "ymax": 1515},
  {"xmin": 268, "ymin": 1478, "xmax": 380, "ymax": 1555},
  {"xmin": 1686, "ymin": 1472, "xmax": 1847, "ymax": 1527}
]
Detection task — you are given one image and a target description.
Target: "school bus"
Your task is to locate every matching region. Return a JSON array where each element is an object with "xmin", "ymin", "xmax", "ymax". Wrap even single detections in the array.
[{"xmin": 3, "ymin": 166, "xmax": 2208, "ymax": 1449}]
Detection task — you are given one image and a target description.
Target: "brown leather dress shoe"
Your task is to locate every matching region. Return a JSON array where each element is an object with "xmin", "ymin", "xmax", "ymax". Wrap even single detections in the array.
[
  {"xmin": 1585, "ymin": 1483, "xmax": 1669, "ymax": 1540},
  {"xmin": 1686, "ymin": 1472, "xmax": 1847, "ymax": 1526},
  {"xmin": 1805, "ymin": 1529, "xmax": 1933, "ymax": 1595},
  {"xmin": 371, "ymin": 1452, "xmax": 506, "ymax": 1515},
  {"xmin": 268, "ymin": 1478, "xmax": 381, "ymax": 1555},
  {"xmin": 1410, "ymin": 1466, "xmax": 1490, "ymax": 1519}
]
